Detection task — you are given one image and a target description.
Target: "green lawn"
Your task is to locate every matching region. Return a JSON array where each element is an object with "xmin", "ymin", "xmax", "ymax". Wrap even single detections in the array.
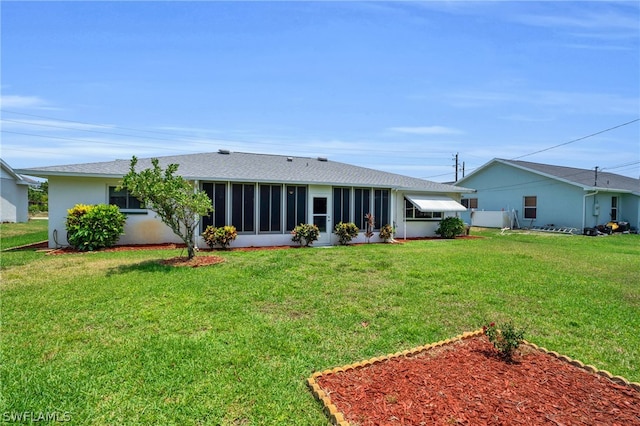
[
  {"xmin": 0, "ymin": 219, "xmax": 48, "ymax": 249},
  {"xmin": 1, "ymin": 228, "xmax": 638, "ymax": 425}
]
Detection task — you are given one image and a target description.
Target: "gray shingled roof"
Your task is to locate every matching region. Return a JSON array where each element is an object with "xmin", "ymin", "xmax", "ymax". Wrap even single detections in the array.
[
  {"xmin": 17, "ymin": 151, "xmax": 471, "ymax": 193},
  {"xmin": 462, "ymin": 158, "xmax": 639, "ymax": 194}
]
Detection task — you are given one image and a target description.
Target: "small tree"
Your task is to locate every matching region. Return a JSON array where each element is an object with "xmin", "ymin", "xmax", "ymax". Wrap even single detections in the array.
[{"xmin": 120, "ymin": 156, "xmax": 213, "ymax": 259}]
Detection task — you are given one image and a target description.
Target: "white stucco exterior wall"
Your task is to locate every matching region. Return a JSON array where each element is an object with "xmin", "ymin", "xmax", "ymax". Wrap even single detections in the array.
[
  {"xmin": 47, "ymin": 176, "xmax": 180, "ymax": 248},
  {"xmin": 47, "ymin": 176, "xmax": 467, "ymax": 249},
  {"xmin": 1, "ymin": 171, "xmax": 29, "ymax": 223}
]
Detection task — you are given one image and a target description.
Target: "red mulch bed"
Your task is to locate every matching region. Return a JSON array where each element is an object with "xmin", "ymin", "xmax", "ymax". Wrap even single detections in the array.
[{"xmin": 314, "ymin": 336, "xmax": 640, "ymax": 425}]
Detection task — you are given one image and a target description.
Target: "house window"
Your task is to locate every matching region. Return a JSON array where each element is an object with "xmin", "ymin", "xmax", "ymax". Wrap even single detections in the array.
[
  {"xmin": 404, "ymin": 199, "xmax": 443, "ymax": 220},
  {"xmin": 286, "ymin": 186, "xmax": 307, "ymax": 231},
  {"xmin": 374, "ymin": 189, "xmax": 390, "ymax": 229},
  {"xmin": 259, "ymin": 184, "xmax": 282, "ymax": 232},
  {"xmin": 354, "ymin": 188, "xmax": 371, "ymax": 229},
  {"xmin": 232, "ymin": 184, "xmax": 255, "ymax": 232},
  {"xmin": 461, "ymin": 198, "xmax": 478, "ymax": 209},
  {"xmin": 523, "ymin": 196, "xmax": 537, "ymax": 219},
  {"xmin": 109, "ymin": 186, "xmax": 143, "ymax": 210},
  {"xmin": 202, "ymin": 183, "xmax": 226, "ymax": 231},
  {"xmin": 611, "ymin": 197, "xmax": 618, "ymax": 221},
  {"xmin": 333, "ymin": 187, "xmax": 351, "ymax": 225}
]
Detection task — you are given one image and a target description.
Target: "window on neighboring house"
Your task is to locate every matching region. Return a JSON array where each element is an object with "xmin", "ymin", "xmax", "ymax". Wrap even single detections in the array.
[
  {"xmin": 232, "ymin": 183, "xmax": 255, "ymax": 232},
  {"xmin": 610, "ymin": 197, "xmax": 618, "ymax": 221},
  {"xmin": 374, "ymin": 189, "xmax": 390, "ymax": 229},
  {"xmin": 286, "ymin": 186, "xmax": 307, "ymax": 231},
  {"xmin": 259, "ymin": 184, "xmax": 282, "ymax": 232},
  {"xmin": 333, "ymin": 187, "xmax": 351, "ymax": 225},
  {"xmin": 461, "ymin": 198, "xmax": 478, "ymax": 209},
  {"xmin": 109, "ymin": 186, "xmax": 143, "ymax": 210},
  {"xmin": 523, "ymin": 196, "xmax": 537, "ymax": 219},
  {"xmin": 202, "ymin": 182, "xmax": 226, "ymax": 231},
  {"xmin": 404, "ymin": 198, "xmax": 443, "ymax": 220},
  {"xmin": 353, "ymin": 188, "xmax": 371, "ymax": 229}
]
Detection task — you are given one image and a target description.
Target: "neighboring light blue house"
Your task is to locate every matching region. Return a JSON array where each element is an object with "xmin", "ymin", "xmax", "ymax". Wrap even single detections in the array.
[
  {"xmin": 17, "ymin": 150, "xmax": 472, "ymax": 248},
  {"xmin": 1, "ymin": 159, "xmax": 30, "ymax": 223},
  {"xmin": 455, "ymin": 158, "xmax": 640, "ymax": 232}
]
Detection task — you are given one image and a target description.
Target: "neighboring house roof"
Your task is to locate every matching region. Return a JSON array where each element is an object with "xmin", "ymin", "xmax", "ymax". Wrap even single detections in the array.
[
  {"xmin": 1, "ymin": 159, "xmax": 30, "ymax": 185},
  {"xmin": 16, "ymin": 151, "xmax": 473, "ymax": 193},
  {"xmin": 457, "ymin": 158, "xmax": 640, "ymax": 195}
]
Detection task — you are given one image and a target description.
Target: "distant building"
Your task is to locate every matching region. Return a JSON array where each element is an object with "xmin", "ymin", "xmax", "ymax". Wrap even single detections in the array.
[
  {"xmin": 1, "ymin": 159, "xmax": 30, "ymax": 223},
  {"xmin": 456, "ymin": 158, "xmax": 640, "ymax": 232}
]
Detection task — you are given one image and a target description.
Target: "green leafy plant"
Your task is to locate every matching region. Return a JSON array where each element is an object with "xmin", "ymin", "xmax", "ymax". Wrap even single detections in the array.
[
  {"xmin": 291, "ymin": 223, "xmax": 320, "ymax": 247},
  {"xmin": 364, "ymin": 213, "xmax": 375, "ymax": 243},
  {"xmin": 334, "ymin": 222, "xmax": 359, "ymax": 245},
  {"xmin": 483, "ymin": 322, "xmax": 525, "ymax": 361},
  {"xmin": 379, "ymin": 224, "xmax": 394, "ymax": 242},
  {"xmin": 435, "ymin": 216, "xmax": 465, "ymax": 239},
  {"xmin": 65, "ymin": 203, "xmax": 126, "ymax": 251},
  {"xmin": 202, "ymin": 225, "xmax": 237, "ymax": 249},
  {"xmin": 121, "ymin": 156, "xmax": 213, "ymax": 259}
]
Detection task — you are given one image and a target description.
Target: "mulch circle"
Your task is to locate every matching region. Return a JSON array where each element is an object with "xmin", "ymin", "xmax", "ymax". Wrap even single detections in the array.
[{"xmin": 313, "ymin": 336, "xmax": 640, "ymax": 425}]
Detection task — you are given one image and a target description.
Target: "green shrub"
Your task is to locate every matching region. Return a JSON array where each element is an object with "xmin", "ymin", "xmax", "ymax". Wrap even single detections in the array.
[
  {"xmin": 334, "ymin": 222, "xmax": 359, "ymax": 245},
  {"xmin": 291, "ymin": 223, "xmax": 320, "ymax": 247},
  {"xmin": 65, "ymin": 204, "xmax": 126, "ymax": 251},
  {"xmin": 435, "ymin": 217, "xmax": 465, "ymax": 239},
  {"xmin": 202, "ymin": 225, "xmax": 238, "ymax": 249},
  {"xmin": 483, "ymin": 322, "xmax": 526, "ymax": 362},
  {"xmin": 379, "ymin": 224, "xmax": 394, "ymax": 242}
]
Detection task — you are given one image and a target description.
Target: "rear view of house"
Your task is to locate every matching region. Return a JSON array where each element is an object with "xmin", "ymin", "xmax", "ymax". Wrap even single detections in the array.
[{"xmin": 17, "ymin": 151, "xmax": 472, "ymax": 248}]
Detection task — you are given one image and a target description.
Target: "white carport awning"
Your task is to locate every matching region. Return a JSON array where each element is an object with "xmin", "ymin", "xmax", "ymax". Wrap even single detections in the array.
[{"xmin": 405, "ymin": 195, "xmax": 467, "ymax": 212}]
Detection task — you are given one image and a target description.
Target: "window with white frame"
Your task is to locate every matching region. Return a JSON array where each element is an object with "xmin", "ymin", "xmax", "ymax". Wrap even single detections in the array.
[
  {"xmin": 259, "ymin": 184, "xmax": 282, "ymax": 232},
  {"xmin": 202, "ymin": 182, "xmax": 227, "ymax": 231},
  {"xmin": 610, "ymin": 196, "xmax": 618, "ymax": 221},
  {"xmin": 461, "ymin": 198, "xmax": 478, "ymax": 209},
  {"xmin": 523, "ymin": 196, "xmax": 537, "ymax": 219},
  {"xmin": 109, "ymin": 186, "xmax": 143, "ymax": 210},
  {"xmin": 333, "ymin": 187, "xmax": 351, "ymax": 225},
  {"xmin": 286, "ymin": 186, "xmax": 307, "ymax": 231},
  {"xmin": 404, "ymin": 198, "xmax": 443, "ymax": 220},
  {"xmin": 232, "ymin": 183, "xmax": 255, "ymax": 232}
]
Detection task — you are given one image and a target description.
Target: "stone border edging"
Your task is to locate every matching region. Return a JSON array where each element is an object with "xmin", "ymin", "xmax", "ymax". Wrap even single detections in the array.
[{"xmin": 306, "ymin": 329, "xmax": 640, "ymax": 426}]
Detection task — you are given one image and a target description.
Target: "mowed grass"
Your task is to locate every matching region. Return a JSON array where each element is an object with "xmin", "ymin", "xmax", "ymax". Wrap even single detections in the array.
[
  {"xmin": 0, "ymin": 219, "xmax": 49, "ymax": 269},
  {"xmin": 1, "ymin": 228, "xmax": 638, "ymax": 424},
  {"xmin": 0, "ymin": 219, "xmax": 48, "ymax": 249}
]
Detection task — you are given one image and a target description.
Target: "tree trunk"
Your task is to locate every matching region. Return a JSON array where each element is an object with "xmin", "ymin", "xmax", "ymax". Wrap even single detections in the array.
[{"xmin": 187, "ymin": 241, "xmax": 196, "ymax": 260}]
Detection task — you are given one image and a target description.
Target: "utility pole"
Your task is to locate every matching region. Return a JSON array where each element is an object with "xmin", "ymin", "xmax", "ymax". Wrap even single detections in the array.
[
  {"xmin": 594, "ymin": 166, "xmax": 599, "ymax": 187},
  {"xmin": 453, "ymin": 153, "xmax": 459, "ymax": 181},
  {"xmin": 461, "ymin": 161, "xmax": 465, "ymax": 179}
]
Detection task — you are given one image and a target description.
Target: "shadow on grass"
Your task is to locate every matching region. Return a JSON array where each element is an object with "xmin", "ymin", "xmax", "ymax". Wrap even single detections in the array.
[{"xmin": 106, "ymin": 259, "xmax": 174, "ymax": 275}]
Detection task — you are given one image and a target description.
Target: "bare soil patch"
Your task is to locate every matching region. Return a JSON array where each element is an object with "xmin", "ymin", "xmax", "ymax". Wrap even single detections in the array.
[{"xmin": 314, "ymin": 336, "xmax": 640, "ymax": 425}]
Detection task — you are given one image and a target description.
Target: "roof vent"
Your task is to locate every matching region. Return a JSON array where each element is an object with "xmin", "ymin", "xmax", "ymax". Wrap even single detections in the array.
[
  {"xmin": 218, "ymin": 149, "xmax": 231, "ymax": 155},
  {"xmin": 317, "ymin": 156, "xmax": 328, "ymax": 162},
  {"xmin": 287, "ymin": 157, "xmax": 293, "ymax": 162}
]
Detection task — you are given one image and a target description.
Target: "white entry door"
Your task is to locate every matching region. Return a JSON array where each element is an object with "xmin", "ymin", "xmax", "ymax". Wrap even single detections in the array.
[{"xmin": 310, "ymin": 187, "xmax": 332, "ymax": 246}]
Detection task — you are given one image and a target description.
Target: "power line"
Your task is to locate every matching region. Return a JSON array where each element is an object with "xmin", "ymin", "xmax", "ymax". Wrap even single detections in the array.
[{"xmin": 511, "ymin": 118, "xmax": 640, "ymax": 160}]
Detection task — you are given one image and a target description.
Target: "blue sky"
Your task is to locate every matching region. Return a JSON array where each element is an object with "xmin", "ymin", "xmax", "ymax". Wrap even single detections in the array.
[{"xmin": 2, "ymin": 1, "xmax": 639, "ymax": 182}]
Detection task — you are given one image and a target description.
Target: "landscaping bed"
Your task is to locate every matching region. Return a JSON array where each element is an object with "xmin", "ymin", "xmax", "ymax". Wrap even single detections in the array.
[{"xmin": 310, "ymin": 333, "xmax": 640, "ymax": 425}]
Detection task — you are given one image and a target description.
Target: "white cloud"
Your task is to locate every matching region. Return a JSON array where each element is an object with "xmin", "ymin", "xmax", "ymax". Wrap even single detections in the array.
[
  {"xmin": 389, "ymin": 126, "xmax": 464, "ymax": 135},
  {"xmin": 1, "ymin": 95, "xmax": 49, "ymax": 109},
  {"xmin": 447, "ymin": 89, "xmax": 639, "ymax": 115}
]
